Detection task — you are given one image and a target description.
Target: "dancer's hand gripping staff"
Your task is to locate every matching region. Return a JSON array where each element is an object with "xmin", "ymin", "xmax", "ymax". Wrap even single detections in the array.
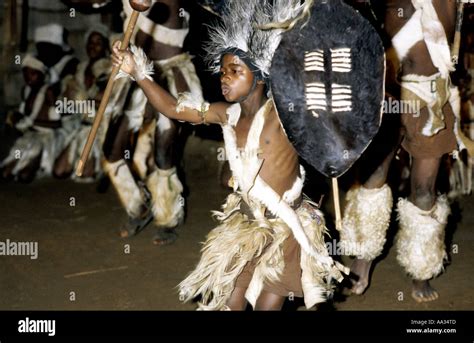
[{"xmin": 76, "ymin": 0, "xmax": 152, "ymax": 176}]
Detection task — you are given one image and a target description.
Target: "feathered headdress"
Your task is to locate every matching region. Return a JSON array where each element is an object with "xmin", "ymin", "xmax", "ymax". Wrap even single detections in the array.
[{"xmin": 205, "ymin": 0, "xmax": 304, "ymax": 80}]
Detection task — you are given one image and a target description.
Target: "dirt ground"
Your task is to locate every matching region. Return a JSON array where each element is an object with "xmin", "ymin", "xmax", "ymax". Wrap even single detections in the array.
[{"xmin": 0, "ymin": 135, "xmax": 473, "ymax": 311}]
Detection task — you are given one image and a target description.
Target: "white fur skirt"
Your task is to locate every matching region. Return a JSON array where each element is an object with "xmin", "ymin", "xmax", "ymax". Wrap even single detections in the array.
[{"xmin": 178, "ymin": 193, "xmax": 347, "ymax": 310}]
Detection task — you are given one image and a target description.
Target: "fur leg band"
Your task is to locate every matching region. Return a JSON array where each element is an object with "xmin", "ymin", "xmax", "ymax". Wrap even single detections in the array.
[
  {"xmin": 103, "ymin": 159, "xmax": 144, "ymax": 218},
  {"xmin": 395, "ymin": 196, "xmax": 450, "ymax": 280},
  {"xmin": 339, "ymin": 184, "xmax": 393, "ymax": 260},
  {"xmin": 146, "ymin": 167, "xmax": 184, "ymax": 228}
]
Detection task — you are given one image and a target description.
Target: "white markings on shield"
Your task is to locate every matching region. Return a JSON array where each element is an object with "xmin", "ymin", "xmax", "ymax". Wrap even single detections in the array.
[
  {"xmin": 304, "ymin": 48, "xmax": 353, "ymax": 116},
  {"xmin": 332, "ymin": 84, "xmax": 352, "ymax": 112},
  {"xmin": 304, "ymin": 49, "xmax": 325, "ymax": 72},
  {"xmin": 330, "ymin": 48, "xmax": 352, "ymax": 72},
  {"xmin": 304, "ymin": 82, "xmax": 326, "ymax": 118},
  {"xmin": 304, "ymin": 51, "xmax": 326, "ymax": 118}
]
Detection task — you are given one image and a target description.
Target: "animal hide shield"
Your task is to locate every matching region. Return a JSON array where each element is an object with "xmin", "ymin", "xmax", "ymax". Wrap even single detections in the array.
[{"xmin": 270, "ymin": 0, "xmax": 385, "ymax": 178}]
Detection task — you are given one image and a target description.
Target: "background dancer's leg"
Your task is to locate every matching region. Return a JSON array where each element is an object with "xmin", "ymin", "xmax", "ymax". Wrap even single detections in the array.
[
  {"xmin": 408, "ymin": 157, "xmax": 442, "ymax": 303},
  {"xmin": 103, "ymin": 115, "xmax": 152, "ymax": 237},
  {"xmin": 53, "ymin": 146, "xmax": 73, "ymax": 179},
  {"xmin": 349, "ymin": 147, "xmax": 398, "ymax": 295},
  {"xmin": 151, "ymin": 116, "xmax": 182, "ymax": 245},
  {"xmin": 17, "ymin": 155, "xmax": 41, "ymax": 183}
]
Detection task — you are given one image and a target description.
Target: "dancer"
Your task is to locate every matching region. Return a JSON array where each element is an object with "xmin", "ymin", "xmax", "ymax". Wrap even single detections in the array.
[
  {"xmin": 54, "ymin": 24, "xmax": 111, "ymax": 181},
  {"xmin": 102, "ymin": 0, "xmax": 203, "ymax": 244},
  {"xmin": 112, "ymin": 0, "xmax": 348, "ymax": 310},
  {"xmin": 0, "ymin": 55, "xmax": 53, "ymax": 182},
  {"xmin": 340, "ymin": 0, "xmax": 473, "ymax": 302}
]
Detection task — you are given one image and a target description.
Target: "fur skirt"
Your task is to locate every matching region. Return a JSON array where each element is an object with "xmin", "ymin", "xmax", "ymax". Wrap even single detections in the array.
[{"xmin": 178, "ymin": 193, "xmax": 347, "ymax": 310}]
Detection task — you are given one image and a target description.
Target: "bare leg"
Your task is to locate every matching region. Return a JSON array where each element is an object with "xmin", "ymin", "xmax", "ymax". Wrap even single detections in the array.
[
  {"xmin": 226, "ymin": 287, "xmax": 248, "ymax": 311},
  {"xmin": 103, "ymin": 115, "xmax": 133, "ymax": 163},
  {"xmin": 81, "ymin": 156, "xmax": 96, "ymax": 179},
  {"xmin": 53, "ymin": 146, "xmax": 73, "ymax": 179},
  {"xmin": 255, "ymin": 290, "xmax": 286, "ymax": 311},
  {"xmin": 349, "ymin": 258, "xmax": 372, "ymax": 295},
  {"xmin": 1, "ymin": 160, "xmax": 17, "ymax": 180},
  {"xmin": 154, "ymin": 115, "xmax": 178, "ymax": 170},
  {"xmin": 349, "ymin": 145, "xmax": 398, "ymax": 295},
  {"xmin": 150, "ymin": 67, "xmax": 193, "ymax": 245},
  {"xmin": 409, "ymin": 157, "xmax": 441, "ymax": 303},
  {"xmin": 16, "ymin": 155, "xmax": 41, "ymax": 183},
  {"xmin": 409, "ymin": 157, "xmax": 440, "ymax": 210},
  {"xmin": 104, "ymin": 115, "xmax": 152, "ymax": 237}
]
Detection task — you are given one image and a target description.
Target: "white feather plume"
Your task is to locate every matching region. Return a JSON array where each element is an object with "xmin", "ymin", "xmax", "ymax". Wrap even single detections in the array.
[{"xmin": 205, "ymin": 0, "xmax": 304, "ymax": 77}]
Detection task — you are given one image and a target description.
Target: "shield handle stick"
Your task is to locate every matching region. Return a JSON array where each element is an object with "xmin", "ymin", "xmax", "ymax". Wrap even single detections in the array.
[
  {"xmin": 76, "ymin": 0, "xmax": 152, "ymax": 176},
  {"xmin": 332, "ymin": 178, "xmax": 342, "ymax": 231},
  {"xmin": 451, "ymin": 2, "xmax": 464, "ymax": 65}
]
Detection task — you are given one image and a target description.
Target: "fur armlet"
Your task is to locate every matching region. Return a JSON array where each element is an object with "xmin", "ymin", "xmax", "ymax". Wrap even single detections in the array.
[
  {"xmin": 115, "ymin": 45, "xmax": 154, "ymax": 82},
  {"xmin": 176, "ymin": 92, "xmax": 210, "ymax": 125}
]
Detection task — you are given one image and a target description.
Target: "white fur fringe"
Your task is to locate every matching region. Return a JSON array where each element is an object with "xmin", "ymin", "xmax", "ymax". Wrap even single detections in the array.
[
  {"xmin": 176, "ymin": 92, "xmax": 210, "ymax": 114},
  {"xmin": 146, "ymin": 167, "xmax": 184, "ymax": 228},
  {"xmin": 178, "ymin": 193, "xmax": 348, "ymax": 310},
  {"xmin": 339, "ymin": 184, "xmax": 393, "ymax": 260},
  {"xmin": 103, "ymin": 159, "xmax": 144, "ymax": 218},
  {"xmin": 395, "ymin": 196, "xmax": 450, "ymax": 281},
  {"xmin": 115, "ymin": 44, "xmax": 154, "ymax": 82}
]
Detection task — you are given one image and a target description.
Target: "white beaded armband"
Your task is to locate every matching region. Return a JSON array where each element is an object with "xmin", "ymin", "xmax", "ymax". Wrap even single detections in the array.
[
  {"xmin": 176, "ymin": 92, "xmax": 210, "ymax": 125},
  {"xmin": 115, "ymin": 45, "xmax": 154, "ymax": 82}
]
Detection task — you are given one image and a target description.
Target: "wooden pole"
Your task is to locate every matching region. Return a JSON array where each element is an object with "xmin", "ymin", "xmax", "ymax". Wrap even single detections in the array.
[
  {"xmin": 76, "ymin": 10, "xmax": 140, "ymax": 176},
  {"xmin": 451, "ymin": 2, "xmax": 465, "ymax": 65},
  {"xmin": 332, "ymin": 177, "xmax": 342, "ymax": 231}
]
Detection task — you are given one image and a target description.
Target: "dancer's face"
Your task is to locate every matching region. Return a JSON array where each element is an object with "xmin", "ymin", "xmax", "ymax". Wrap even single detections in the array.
[
  {"xmin": 22, "ymin": 67, "xmax": 45, "ymax": 88},
  {"xmin": 87, "ymin": 32, "xmax": 108, "ymax": 61},
  {"xmin": 219, "ymin": 54, "xmax": 255, "ymax": 102}
]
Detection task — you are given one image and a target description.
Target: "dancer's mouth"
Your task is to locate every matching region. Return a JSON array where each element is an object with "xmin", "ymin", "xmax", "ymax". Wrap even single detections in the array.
[{"xmin": 221, "ymin": 85, "xmax": 231, "ymax": 96}]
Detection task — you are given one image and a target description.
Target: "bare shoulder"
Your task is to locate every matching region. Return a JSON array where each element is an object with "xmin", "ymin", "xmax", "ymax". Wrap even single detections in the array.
[
  {"xmin": 209, "ymin": 101, "xmax": 233, "ymax": 124},
  {"xmin": 267, "ymin": 102, "xmax": 287, "ymax": 133},
  {"xmin": 267, "ymin": 102, "xmax": 280, "ymax": 124}
]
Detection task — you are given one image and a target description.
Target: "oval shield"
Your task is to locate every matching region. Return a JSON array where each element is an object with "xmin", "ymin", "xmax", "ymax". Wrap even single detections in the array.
[{"xmin": 270, "ymin": 0, "xmax": 385, "ymax": 178}]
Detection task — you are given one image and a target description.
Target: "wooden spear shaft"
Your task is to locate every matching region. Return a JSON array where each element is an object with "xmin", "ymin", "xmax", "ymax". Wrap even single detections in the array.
[
  {"xmin": 332, "ymin": 177, "xmax": 342, "ymax": 231},
  {"xmin": 451, "ymin": 2, "xmax": 465, "ymax": 65},
  {"xmin": 76, "ymin": 10, "xmax": 139, "ymax": 176}
]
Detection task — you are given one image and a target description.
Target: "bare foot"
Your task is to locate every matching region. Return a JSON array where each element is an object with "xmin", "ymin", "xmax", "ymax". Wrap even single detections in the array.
[
  {"xmin": 153, "ymin": 228, "xmax": 178, "ymax": 246},
  {"xmin": 411, "ymin": 280, "xmax": 439, "ymax": 303},
  {"xmin": 349, "ymin": 258, "xmax": 373, "ymax": 295},
  {"xmin": 119, "ymin": 210, "xmax": 154, "ymax": 238}
]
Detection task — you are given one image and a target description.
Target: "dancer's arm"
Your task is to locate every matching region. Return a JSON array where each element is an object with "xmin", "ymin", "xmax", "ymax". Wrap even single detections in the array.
[{"xmin": 112, "ymin": 41, "xmax": 227, "ymax": 125}]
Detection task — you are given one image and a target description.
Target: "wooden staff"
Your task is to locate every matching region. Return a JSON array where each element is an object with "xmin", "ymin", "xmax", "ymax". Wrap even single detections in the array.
[
  {"xmin": 332, "ymin": 177, "xmax": 342, "ymax": 231},
  {"xmin": 451, "ymin": 2, "xmax": 465, "ymax": 65},
  {"xmin": 76, "ymin": 0, "xmax": 151, "ymax": 176}
]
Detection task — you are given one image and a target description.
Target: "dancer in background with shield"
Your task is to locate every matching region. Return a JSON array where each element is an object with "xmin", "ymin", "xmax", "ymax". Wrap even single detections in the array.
[{"xmin": 112, "ymin": 0, "xmax": 348, "ymax": 310}]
